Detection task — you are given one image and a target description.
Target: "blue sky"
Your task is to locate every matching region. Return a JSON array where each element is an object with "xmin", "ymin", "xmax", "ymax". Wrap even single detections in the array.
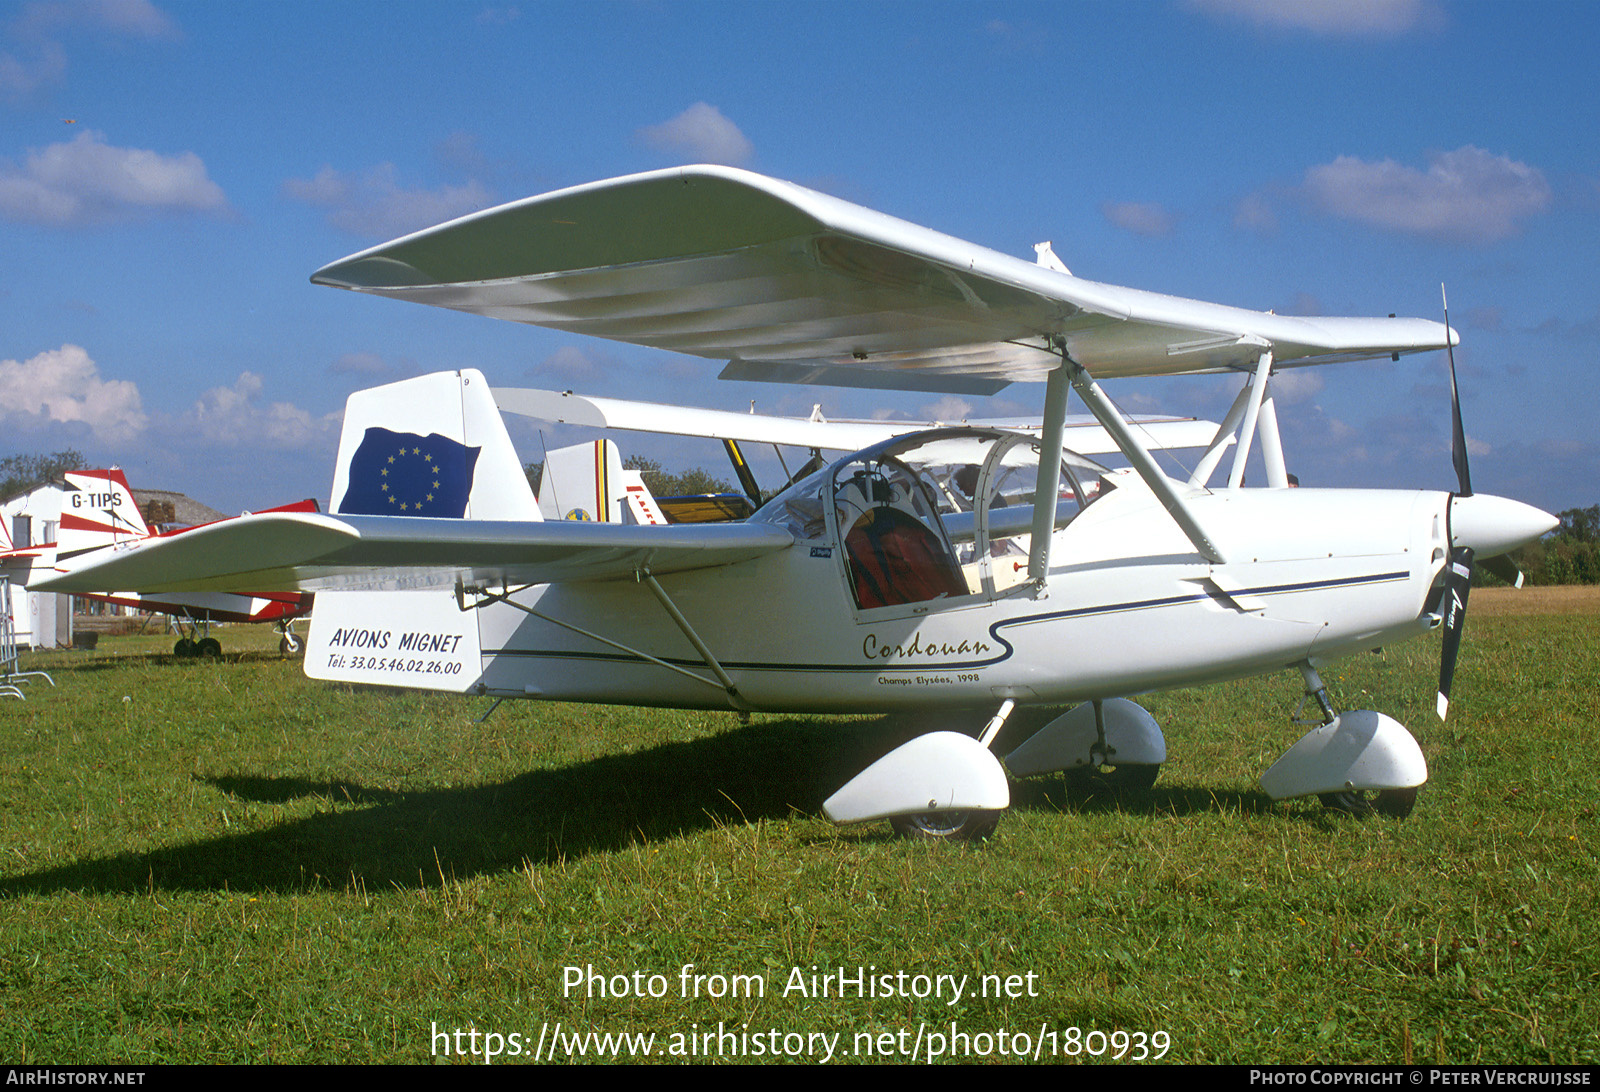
[{"xmin": 2, "ymin": 0, "xmax": 1596, "ymax": 516}]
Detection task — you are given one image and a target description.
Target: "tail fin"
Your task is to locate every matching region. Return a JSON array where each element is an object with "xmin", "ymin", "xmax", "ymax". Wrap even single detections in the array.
[
  {"xmin": 329, "ymin": 369, "xmax": 540, "ymax": 521},
  {"xmin": 56, "ymin": 469, "xmax": 153, "ymax": 561},
  {"xmin": 618, "ymin": 468, "xmax": 668, "ymax": 526},
  {"xmin": 309, "ymin": 369, "xmax": 534, "ymax": 694},
  {"xmin": 537, "ymin": 438, "xmax": 666, "ymax": 525}
]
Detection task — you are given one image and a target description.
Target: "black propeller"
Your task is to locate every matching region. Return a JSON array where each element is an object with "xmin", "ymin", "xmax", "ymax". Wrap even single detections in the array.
[
  {"xmin": 1436, "ymin": 543, "xmax": 1473, "ymax": 721},
  {"xmin": 1435, "ymin": 285, "xmax": 1504, "ymax": 720}
]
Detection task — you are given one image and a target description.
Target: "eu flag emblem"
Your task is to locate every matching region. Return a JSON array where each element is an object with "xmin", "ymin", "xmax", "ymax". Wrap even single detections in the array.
[{"xmin": 338, "ymin": 428, "xmax": 481, "ymax": 517}]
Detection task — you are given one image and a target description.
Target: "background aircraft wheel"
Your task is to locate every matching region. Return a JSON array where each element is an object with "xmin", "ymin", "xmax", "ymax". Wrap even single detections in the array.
[
  {"xmin": 890, "ymin": 810, "xmax": 1000, "ymax": 842},
  {"xmin": 174, "ymin": 638, "xmax": 196, "ymax": 657},
  {"xmin": 1065, "ymin": 762, "xmax": 1160, "ymax": 791},
  {"xmin": 1318, "ymin": 787, "xmax": 1418, "ymax": 818},
  {"xmin": 196, "ymin": 637, "xmax": 222, "ymax": 659}
]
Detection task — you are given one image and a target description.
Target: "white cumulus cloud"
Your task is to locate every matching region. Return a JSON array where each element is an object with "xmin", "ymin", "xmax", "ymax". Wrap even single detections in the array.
[
  {"xmin": 3, "ymin": 1, "xmax": 178, "ymax": 100},
  {"xmin": 1101, "ymin": 200, "xmax": 1177, "ymax": 237},
  {"xmin": 12, "ymin": 0, "xmax": 179, "ymax": 40},
  {"xmin": 186, "ymin": 372, "xmax": 336, "ymax": 449},
  {"xmin": 1301, "ymin": 146, "xmax": 1550, "ymax": 243},
  {"xmin": 1267, "ymin": 369, "xmax": 1324, "ymax": 404},
  {"xmin": 637, "ymin": 103, "xmax": 753, "ymax": 166},
  {"xmin": 283, "ymin": 163, "xmax": 493, "ymax": 239},
  {"xmin": 527, "ymin": 345, "xmax": 610, "ymax": 385},
  {"xmin": 328, "ymin": 351, "xmax": 393, "ymax": 377},
  {"xmin": 1186, "ymin": 0, "xmax": 1443, "ymax": 37},
  {"xmin": 0, "ymin": 38, "xmax": 64, "ymax": 98},
  {"xmin": 920, "ymin": 396, "xmax": 974, "ymax": 424},
  {"xmin": 0, "ymin": 130, "xmax": 227, "ymax": 225},
  {"xmin": 0, "ymin": 344, "xmax": 147, "ymax": 443},
  {"xmin": 1233, "ymin": 191, "xmax": 1278, "ymax": 234}
]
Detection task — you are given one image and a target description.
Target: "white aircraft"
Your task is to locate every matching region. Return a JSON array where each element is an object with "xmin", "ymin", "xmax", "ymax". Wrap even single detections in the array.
[{"xmin": 41, "ymin": 166, "xmax": 1557, "ymax": 838}]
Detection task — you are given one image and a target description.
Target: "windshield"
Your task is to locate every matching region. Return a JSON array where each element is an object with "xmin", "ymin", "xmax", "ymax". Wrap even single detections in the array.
[{"xmin": 753, "ymin": 428, "xmax": 1109, "ymax": 605}]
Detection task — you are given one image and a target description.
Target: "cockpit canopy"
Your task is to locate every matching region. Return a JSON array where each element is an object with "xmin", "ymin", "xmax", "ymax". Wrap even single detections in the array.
[{"xmin": 753, "ymin": 429, "xmax": 1110, "ymax": 607}]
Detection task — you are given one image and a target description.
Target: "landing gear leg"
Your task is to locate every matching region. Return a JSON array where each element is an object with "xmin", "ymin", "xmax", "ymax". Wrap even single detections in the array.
[
  {"xmin": 277, "ymin": 621, "xmax": 302, "ymax": 656},
  {"xmin": 172, "ymin": 614, "xmax": 218, "ymax": 658},
  {"xmin": 1004, "ymin": 698, "xmax": 1166, "ymax": 788},
  {"xmin": 1062, "ymin": 699, "xmax": 1162, "ymax": 790},
  {"xmin": 1258, "ymin": 663, "xmax": 1427, "ymax": 816}
]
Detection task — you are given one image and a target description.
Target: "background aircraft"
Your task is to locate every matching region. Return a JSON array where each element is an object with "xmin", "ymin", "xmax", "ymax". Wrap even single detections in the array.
[{"xmin": 15, "ymin": 469, "xmax": 317, "ymax": 657}]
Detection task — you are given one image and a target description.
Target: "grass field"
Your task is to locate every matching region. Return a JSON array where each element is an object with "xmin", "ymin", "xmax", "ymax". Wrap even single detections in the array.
[{"xmin": 2, "ymin": 592, "xmax": 1596, "ymax": 1064}]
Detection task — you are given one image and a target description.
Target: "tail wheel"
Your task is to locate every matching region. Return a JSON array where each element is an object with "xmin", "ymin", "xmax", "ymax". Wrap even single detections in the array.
[{"xmin": 890, "ymin": 810, "xmax": 1001, "ymax": 842}]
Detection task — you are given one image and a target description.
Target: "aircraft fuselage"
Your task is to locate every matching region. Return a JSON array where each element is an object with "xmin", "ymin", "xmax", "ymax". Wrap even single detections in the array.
[{"xmin": 308, "ymin": 481, "xmax": 1450, "ymax": 714}]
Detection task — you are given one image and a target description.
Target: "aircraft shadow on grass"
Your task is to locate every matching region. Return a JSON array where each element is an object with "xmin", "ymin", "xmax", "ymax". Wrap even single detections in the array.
[
  {"xmin": 32, "ymin": 649, "xmax": 299, "ymax": 674},
  {"xmin": 0, "ymin": 712, "xmax": 1302, "ymax": 898}
]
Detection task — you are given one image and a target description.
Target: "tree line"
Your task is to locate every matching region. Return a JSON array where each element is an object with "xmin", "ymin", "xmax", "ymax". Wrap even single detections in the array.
[
  {"xmin": 0, "ymin": 450, "xmax": 84, "ymax": 500},
  {"xmin": 1484, "ymin": 505, "xmax": 1600, "ymax": 586}
]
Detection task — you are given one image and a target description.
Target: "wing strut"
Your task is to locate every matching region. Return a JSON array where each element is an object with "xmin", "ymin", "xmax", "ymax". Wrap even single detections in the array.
[
  {"xmin": 1024, "ymin": 365, "xmax": 1072, "ymax": 593},
  {"xmin": 1227, "ymin": 348, "xmax": 1277, "ymax": 489},
  {"xmin": 1189, "ymin": 382, "xmax": 1254, "ymax": 487},
  {"xmin": 639, "ymin": 569, "xmax": 745, "ymax": 704},
  {"xmin": 722, "ymin": 439, "xmax": 764, "ymax": 509},
  {"xmin": 457, "ymin": 578, "xmax": 749, "ymax": 711},
  {"xmin": 1187, "ymin": 353, "xmax": 1288, "ymax": 490},
  {"xmin": 1057, "ymin": 345, "xmax": 1227, "ymax": 564},
  {"xmin": 1256, "ymin": 384, "xmax": 1289, "ymax": 489}
]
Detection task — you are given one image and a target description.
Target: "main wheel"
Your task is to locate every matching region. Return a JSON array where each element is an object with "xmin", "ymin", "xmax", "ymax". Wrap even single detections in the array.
[
  {"xmin": 196, "ymin": 637, "xmax": 222, "ymax": 659},
  {"xmin": 1318, "ymin": 786, "xmax": 1418, "ymax": 818},
  {"xmin": 890, "ymin": 809, "xmax": 1001, "ymax": 842},
  {"xmin": 174, "ymin": 638, "xmax": 196, "ymax": 657},
  {"xmin": 1065, "ymin": 761, "xmax": 1160, "ymax": 792}
]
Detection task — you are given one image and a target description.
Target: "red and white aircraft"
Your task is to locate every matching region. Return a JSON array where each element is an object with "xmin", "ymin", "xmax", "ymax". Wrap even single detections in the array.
[
  {"xmin": 18, "ymin": 469, "xmax": 316, "ymax": 656},
  {"xmin": 42, "ymin": 167, "xmax": 1556, "ymax": 837}
]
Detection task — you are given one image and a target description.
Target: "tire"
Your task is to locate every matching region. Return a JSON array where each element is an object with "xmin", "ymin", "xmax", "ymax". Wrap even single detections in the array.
[
  {"xmin": 174, "ymin": 638, "xmax": 196, "ymax": 658},
  {"xmin": 1318, "ymin": 786, "xmax": 1418, "ymax": 818},
  {"xmin": 196, "ymin": 637, "xmax": 222, "ymax": 659},
  {"xmin": 889, "ymin": 809, "xmax": 1001, "ymax": 842},
  {"xmin": 1064, "ymin": 762, "xmax": 1160, "ymax": 792}
]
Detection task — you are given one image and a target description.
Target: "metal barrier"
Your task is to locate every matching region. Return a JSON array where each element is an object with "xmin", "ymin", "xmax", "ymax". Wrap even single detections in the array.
[{"xmin": 1, "ymin": 577, "xmax": 54, "ymax": 700}]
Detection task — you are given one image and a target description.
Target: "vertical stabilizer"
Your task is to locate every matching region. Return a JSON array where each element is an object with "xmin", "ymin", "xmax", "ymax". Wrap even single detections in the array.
[
  {"xmin": 538, "ymin": 439, "xmax": 668, "ymax": 525},
  {"xmin": 56, "ymin": 469, "xmax": 153, "ymax": 561},
  {"xmin": 538, "ymin": 438, "xmax": 622, "ymax": 521},
  {"xmin": 329, "ymin": 369, "xmax": 540, "ymax": 522},
  {"xmin": 619, "ymin": 469, "xmax": 668, "ymax": 526},
  {"xmin": 308, "ymin": 369, "xmax": 532, "ymax": 693}
]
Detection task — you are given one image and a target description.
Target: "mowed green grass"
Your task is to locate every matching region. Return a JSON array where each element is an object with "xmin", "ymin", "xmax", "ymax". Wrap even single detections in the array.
[{"xmin": 1, "ymin": 600, "xmax": 1596, "ymax": 1065}]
